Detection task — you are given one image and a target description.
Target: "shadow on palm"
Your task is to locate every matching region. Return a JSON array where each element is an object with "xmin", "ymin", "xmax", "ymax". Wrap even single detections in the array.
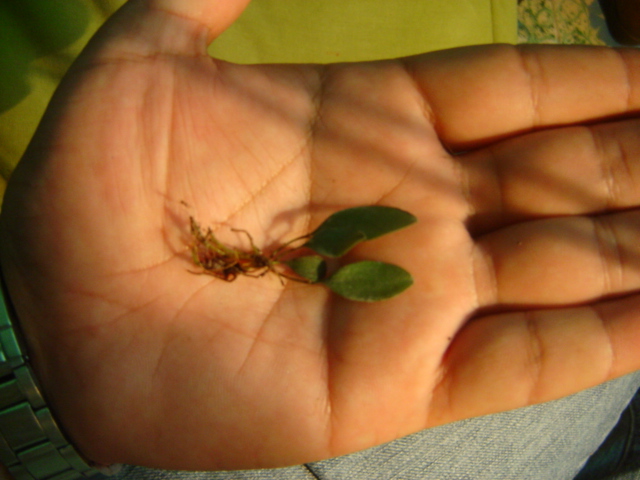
[{"xmin": 3, "ymin": 2, "xmax": 640, "ymax": 471}]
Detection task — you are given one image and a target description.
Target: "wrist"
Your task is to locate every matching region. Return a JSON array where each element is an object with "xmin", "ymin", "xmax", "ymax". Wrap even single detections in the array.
[{"xmin": 0, "ymin": 264, "xmax": 120, "ymax": 480}]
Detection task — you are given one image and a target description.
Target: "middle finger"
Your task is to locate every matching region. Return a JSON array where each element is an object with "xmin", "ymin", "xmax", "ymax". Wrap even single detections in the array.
[{"xmin": 460, "ymin": 118, "xmax": 640, "ymax": 235}]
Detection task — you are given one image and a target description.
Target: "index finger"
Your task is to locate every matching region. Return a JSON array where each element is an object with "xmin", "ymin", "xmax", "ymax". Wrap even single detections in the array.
[{"xmin": 406, "ymin": 44, "xmax": 640, "ymax": 150}]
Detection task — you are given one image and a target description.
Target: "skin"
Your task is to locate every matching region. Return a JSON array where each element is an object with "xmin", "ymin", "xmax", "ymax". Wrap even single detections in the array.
[{"xmin": 2, "ymin": 0, "xmax": 640, "ymax": 471}]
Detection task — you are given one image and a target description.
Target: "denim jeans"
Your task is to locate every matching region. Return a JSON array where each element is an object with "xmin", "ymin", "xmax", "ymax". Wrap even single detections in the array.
[{"xmin": 116, "ymin": 371, "xmax": 640, "ymax": 480}]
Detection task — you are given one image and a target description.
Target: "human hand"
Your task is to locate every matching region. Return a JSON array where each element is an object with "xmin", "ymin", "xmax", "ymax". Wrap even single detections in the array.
[{"xmin": 2, "ymin": 0, "xmax": 640, "ymax": 471}]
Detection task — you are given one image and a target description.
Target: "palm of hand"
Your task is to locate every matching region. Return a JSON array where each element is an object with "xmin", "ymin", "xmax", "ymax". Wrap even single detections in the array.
[{"xmin": 2, "ymin": 2, "xmax": 640, "ymax": 472}]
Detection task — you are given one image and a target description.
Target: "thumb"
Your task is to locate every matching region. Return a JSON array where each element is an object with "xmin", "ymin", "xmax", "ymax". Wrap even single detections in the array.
[
  {"xmin": 149, "ymin": 0, "xmax": 253, "ymax": 39},
  {"xmin": 80, "ymin": 0, "xmax": 252, "ymax": 61}
]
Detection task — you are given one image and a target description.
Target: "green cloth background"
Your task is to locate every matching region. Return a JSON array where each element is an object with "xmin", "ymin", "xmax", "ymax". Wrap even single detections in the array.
[
  {"xmin": 0, "ymin": 0, "xmax": 516, "ymax": 201},
  {"xmin": 209, "ymin": 0, "xmax": 517, "ymax": 63}
]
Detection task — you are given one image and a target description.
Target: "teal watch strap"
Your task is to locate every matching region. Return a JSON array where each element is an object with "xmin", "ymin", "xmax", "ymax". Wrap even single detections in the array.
[{"xmin": 0, "ymin": 273, "xmax": 115, "ymax": 480}]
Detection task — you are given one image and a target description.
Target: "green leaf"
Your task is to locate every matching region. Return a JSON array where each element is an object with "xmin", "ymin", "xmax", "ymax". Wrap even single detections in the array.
[
  {"xmin": 305, "ymin": 228, "xmax": 366, "ymax": 258},
  {"xmin": 306, "ymin": 206, "xmax": 417, "ymax": 257},
  {"xmin": 323, "ymin": 261, "xmax": 413, "ymax": 302},
  {"xmin": 285, "ymin": 255, "xmax": 327, "ymax": 283}
]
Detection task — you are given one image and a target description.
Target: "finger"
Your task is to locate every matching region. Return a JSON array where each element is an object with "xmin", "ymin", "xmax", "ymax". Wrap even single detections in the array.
[
  {"xmin": 430, "ymin": 294, "xmax": 640, "ymax": 427},
  {"xmin": 407, "ymin": 45, "xmax": 640, "ymax": 149},
  {"xmin": 461, "ymin": 118, "xmax": 640, "ymax": 233},
  {"xmin": 472, "ymin": 210, "xmax": 640, "ymax": 307}
]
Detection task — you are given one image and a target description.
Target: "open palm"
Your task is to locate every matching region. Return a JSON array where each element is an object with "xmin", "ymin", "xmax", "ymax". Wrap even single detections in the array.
[{"xmin": 2, "ymin": 0, "xmax": 640, "ymax": 471}]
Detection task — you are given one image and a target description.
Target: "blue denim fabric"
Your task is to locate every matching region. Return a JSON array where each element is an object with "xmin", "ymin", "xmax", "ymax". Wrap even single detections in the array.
[
  {"xmin": 576, "ymin": 386, "xmax": 640, "ymax": 479},
  {"xmin": 116, "ymin": 371, "xmax": 640, "ymax": 480}
]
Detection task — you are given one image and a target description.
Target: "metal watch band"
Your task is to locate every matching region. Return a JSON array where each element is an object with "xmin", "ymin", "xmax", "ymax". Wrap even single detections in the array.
[{"xmin": 0, "ymin": 272, "xmax": 111, "ymax": 480}]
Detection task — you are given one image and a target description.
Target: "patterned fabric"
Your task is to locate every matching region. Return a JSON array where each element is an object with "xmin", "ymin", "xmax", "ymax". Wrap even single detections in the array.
[{"xmin": 518, "ymin": 0, "xmax": 622, "ymax": 45}]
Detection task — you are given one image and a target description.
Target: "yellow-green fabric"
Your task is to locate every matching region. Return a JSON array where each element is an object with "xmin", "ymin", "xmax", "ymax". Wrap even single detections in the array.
[
  {"xmin": 0, "ymin": 0, "xmax": 128, "ymax": 199},
  {"xmin": 210, "ymin": 0, "xmax": 517, "ymax": 63},
  {"xmin": 0, "ymin": 0, "xmax": 516, "ymax": 200}
]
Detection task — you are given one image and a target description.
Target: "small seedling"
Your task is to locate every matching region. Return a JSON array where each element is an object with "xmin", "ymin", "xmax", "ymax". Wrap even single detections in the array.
[
  {"xmin": 188, "ymin": 216, "xmax": 309, "ymax": 283},
  {"xmin": 186, "ymin": 206, "xmax": 416, "ymax": 301}
]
